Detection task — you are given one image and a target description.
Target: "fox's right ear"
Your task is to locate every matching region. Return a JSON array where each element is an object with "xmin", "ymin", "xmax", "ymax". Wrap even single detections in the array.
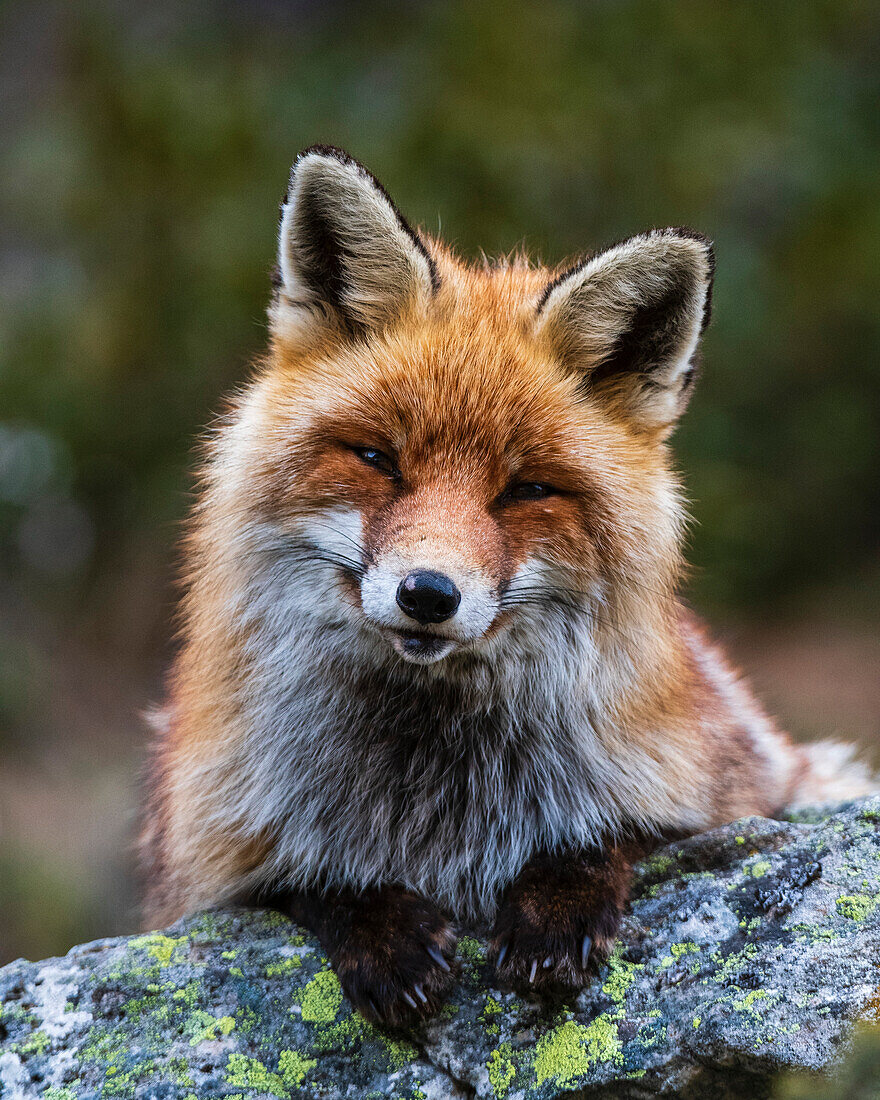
[{"xmin": 270, "ymin": 146, "xmax": 438, "ymax": 343}]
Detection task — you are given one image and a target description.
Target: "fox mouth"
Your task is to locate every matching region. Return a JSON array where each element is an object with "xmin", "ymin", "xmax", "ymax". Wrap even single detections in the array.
[{"xmin": 385, "ymin": 628, "xmax": 457, "ymax": 664}]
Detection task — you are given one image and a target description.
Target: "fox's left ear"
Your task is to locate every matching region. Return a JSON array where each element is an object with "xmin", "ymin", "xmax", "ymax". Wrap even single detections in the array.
[
  {"xmin": 271, "ymin": 146, "xmax": 438, "ymax": 343},
  {"xmin": 536, "ymin": 229, "xmax": 714, "ymax": 433}
]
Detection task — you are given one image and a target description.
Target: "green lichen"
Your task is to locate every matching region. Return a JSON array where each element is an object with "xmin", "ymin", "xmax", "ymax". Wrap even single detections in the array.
[
  {"xmin": 836, "ymin": 893, "xmax": 877, "ymax": 921},
  {"xmin": 533, "ymin": 1015, "xmax": 622, "ymax": 1086},
  {"xmin": 188, "ymin": 1011, "xmax": 235, "ymax": 1044},
  {"xmin": 791, "ymin": 922, "xmax": 840, "ymax": 943},
  {"xmin": 736, "ymin": 836, "xmax": 746, "ymax": 845},
  {"xmin": 709, "ymin": 941, "xmax": 760, "ymax": 983},
  {"xmin": 14, "ymin": 1029, "xmax": 50, "ymax": 1056},
  {"xmin": 456, "ymin": 935, "xmax": 485, "ymax": 979},
  {"xmin": 487, "ymin": 1043, "xmax": 516, "ymax": 1097},
  {"xmin": 643, "ymin": 853, "xmax": 674, "ymax": 875},
  {"xmin": 380, "ymin": 1034, "xmax": 418, "ymax": 1069},
  {"xmin": 104, "ymin": 1059, "xmax": 158, "ymax": 1097},
  {"xmin": 670, "ymin": 941, "xmax": 700, "ymax": 959},
  {"xmin": 748, "ymin": 859, "xmax": 772, "ymax": 877},
  {"xmin": 225, "ymin": 1053, "xmax": 286, "ymax": 1098},
  {"xmin": 260, "ymin": 909, "xmax": 294, "ymax": 930},
  {"xmin": 299, "ymin": 969, "xmax": 343, "ymax": 1023},
  {"xmin": 78, "ymin": 1017, "xmax": 161, "ymax": 1098},
  {"xmin": 235, "ymin": 1006, "xmax": 259, "ymax": 1034},
  {"xmin": 278, "ymin": 1049, "xmax": 317, "ymax": 1087},
  {"xmin": 167, "ymin": 1056, "xmax": 195, "ymax": 1087},
  {"xmin": 129, "ymin": 933, "xmax": 187, "ymax": 968},
  {"xmin": 308, "ymin": 1011, "xmax": 373, "ymax": 1055},
  {"xmin": 266, "ymin": 956, "xmax": 302, "ymax": 977},
  {"xmin": 693, "ymin": 1015, "xmax": 702, "ymax": 1028},
  {"xmin": 733, "ymin": 989, "xmax": 770, "ymax": 1014},
  {"xmin": 481, "ymin": 995, "xmax": 504, "ymax": 1035},
  {"xmin": 457, "ymin": 936, "xmax": 485, "ymax": 963},
  {"xmin": 0, "ymin": 1003, "xmax": 34, "ymax": 1028},
  {"xmin": 602, "ymin": 945, "xmax": 644, "ymax": 1004},
  {"xmin": 81, "ymin": 1026, "xmax": 128, "ymax": 1067},
  {"xmin": 171, "ymin": 981, "xmax": 199, "ymax": 1011},
  {"xmin": 43, "ymin": 1090, "xmax": 76, "ymax": 1100},
  {"xmin": 186, "ymin": 911, "xmax": 232, "ymax": 939}
]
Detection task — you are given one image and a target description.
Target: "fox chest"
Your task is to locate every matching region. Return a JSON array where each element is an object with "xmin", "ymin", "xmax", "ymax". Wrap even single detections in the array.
[{"xmin": 257, "ymin": 694, "xmax": 617, "ymax": 921}]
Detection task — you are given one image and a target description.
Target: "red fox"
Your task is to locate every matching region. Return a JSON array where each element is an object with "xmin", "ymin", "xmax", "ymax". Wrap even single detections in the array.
[{"xmin": 141, "ymin": 145, "xmax": 873, "ymax": 1024}]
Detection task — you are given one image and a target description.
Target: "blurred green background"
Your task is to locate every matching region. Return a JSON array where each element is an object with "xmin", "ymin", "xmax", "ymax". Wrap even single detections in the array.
[{"xmin": 1, "ymin": 0, "xmax": 878, "ymax": 964}]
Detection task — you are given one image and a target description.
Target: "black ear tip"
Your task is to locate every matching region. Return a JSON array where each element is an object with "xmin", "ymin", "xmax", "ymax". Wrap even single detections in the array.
[
  {"xmin": 665, "ymin": 226, "xmax": 715, "ymax": 271},
  {"xmin": 286, "ymin": 145, "xmax": 374, "ymax": 204},
  {"xmin": 292, "ymin": 144, "xmax": 361, "ymax": 175},
  {"xmin": 661, "ymin": 228, "xmax": 715, "ymax": 332}
]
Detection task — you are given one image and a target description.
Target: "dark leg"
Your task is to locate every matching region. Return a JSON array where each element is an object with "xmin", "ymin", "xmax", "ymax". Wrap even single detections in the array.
[
  {"xmin": 489, "ymin": 835, "xmax": 660, "ymax": 996},
  {"xmin": 264, "ymin": 884, "xmax": 457, "ymax": 1026}
]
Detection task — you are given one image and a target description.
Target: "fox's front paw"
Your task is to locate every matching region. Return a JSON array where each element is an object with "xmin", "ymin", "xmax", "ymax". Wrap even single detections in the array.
[
  {"xmin": 489, "ymin": 852, "xmax": 629, "ymax": 996},
  {"xmin": 329, "ymin": 887, "xmax": 457, "ymax": 1027}
]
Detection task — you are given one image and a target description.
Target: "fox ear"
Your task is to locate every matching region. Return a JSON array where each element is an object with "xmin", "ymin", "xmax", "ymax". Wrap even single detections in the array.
[
  {"xmin": 272, "ymin": 146, "xmax": 438, "ymax": 342},
  {"xmin": 536, "ymin": 230, "xmax": 714, "ymax": 432}
]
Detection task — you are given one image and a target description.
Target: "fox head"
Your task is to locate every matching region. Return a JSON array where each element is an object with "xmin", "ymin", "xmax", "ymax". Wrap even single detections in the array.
[{"xmin": 202, "ymin": 146, "xmax": 713, "ymax": 679}]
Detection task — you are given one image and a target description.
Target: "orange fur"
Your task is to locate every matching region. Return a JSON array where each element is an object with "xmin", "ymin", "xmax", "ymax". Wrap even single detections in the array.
[{"xmin": 141, "ymin": 150, "xmax": 872, "ymax": 933}]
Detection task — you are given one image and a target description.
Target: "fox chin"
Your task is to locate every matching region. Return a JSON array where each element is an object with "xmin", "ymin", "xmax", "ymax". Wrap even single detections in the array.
[{"xmin": 140, "ymin": 145, "xmax": 875, "ymax": 1026}]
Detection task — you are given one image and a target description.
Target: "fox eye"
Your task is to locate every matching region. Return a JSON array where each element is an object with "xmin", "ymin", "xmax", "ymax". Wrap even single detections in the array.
[
  {"xmin": 500, "ymin": 482, "xmax": 557, "ymax": 504},
  {"xmin": 353, "ymin": 446, "xmax": 400, "ymax": 479}
]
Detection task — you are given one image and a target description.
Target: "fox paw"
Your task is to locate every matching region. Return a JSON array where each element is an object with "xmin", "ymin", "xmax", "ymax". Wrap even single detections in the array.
[
  {"xmin": 489, "ymin": 872, "xmax": 624, "ymax": 996},
  {"xmin": 329, "ymin": 889, "xmax": 457, "ymax": 1027}
]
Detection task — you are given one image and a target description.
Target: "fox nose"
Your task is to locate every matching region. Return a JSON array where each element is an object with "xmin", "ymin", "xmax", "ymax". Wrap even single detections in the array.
[{"xmin": 396, "ymin": 570, "xmax": 461, "ymax": 625}]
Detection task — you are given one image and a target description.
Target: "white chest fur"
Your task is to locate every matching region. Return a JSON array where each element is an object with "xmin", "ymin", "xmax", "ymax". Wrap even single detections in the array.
[{"xmin": 219, "ymin": 626, "xmax": 633, "ymax": 921}]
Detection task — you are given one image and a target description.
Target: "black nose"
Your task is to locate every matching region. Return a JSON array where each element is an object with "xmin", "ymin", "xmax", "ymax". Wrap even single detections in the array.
[{"xmin": 396, "ymin": 570, "xmax": 461, "ymax": 624}]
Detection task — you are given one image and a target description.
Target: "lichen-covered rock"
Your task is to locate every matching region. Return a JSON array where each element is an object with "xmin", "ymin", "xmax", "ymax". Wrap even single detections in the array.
[{"xmin": 2, "ymin": 797, "xmax": 880, "ymax": 1099}]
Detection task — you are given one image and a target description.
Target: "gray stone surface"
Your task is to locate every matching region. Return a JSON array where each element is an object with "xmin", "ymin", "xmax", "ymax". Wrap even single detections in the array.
[{"xmin": 2, "ymin": 797, "xmax": 880, "ymax": 1099}]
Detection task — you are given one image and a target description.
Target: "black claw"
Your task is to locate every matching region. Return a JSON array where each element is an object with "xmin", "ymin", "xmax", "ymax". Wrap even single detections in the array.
[
  {"xmin": 402, "ymin": 990, "xmax": 418, "ymax": 1010},
  {"xmin": 528, "ymin": 958, "xmax": 538, "ymax": 983},
  {"xmin": 581, "ymin": 934, "xmax": 592, "ymax": 969},
  {"xmin": 367, "ymin": 996, "xmax": 381, "ymax": 1020},
  {"xmin": 542, "ymin": 955, "xmax": 553, "ymax": 969},
  {"xmin": 414, "ymin": 982, "xmax": 428, "ymax": 1005},
  {"xmin": 426, "ymin": 944, "xmax": 451, "ymax": 972},
  {"xmin": 495, "ymin": 939, "xmax": 509, "ymax": 968}
]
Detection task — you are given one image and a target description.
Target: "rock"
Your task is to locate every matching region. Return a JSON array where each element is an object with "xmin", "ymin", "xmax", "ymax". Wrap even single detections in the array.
[{"xmin": 2, "ymin": 797, "xmax": 880, "ymax": 1099}]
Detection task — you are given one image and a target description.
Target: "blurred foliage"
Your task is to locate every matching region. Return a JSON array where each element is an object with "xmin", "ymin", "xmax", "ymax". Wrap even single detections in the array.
[
  {"xmin": 776, "ymin": 1022, "xmax": 880, "ymax": 1098},
  {"xmin": 0, "ymin": 0, "xmax": 879, "ymax": 961},
  {"xmin": 1, "ymin": 0, "xmax": 879, "ymax": 617},
  {"xmin": 0, "ymin": 846, "xmax": 96, "ymax": 964}
]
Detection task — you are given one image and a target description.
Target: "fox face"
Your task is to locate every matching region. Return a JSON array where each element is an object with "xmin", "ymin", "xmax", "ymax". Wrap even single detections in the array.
[{"xmin": 219, "ymin": 146, "xmax": 712, "ymax": 678}]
